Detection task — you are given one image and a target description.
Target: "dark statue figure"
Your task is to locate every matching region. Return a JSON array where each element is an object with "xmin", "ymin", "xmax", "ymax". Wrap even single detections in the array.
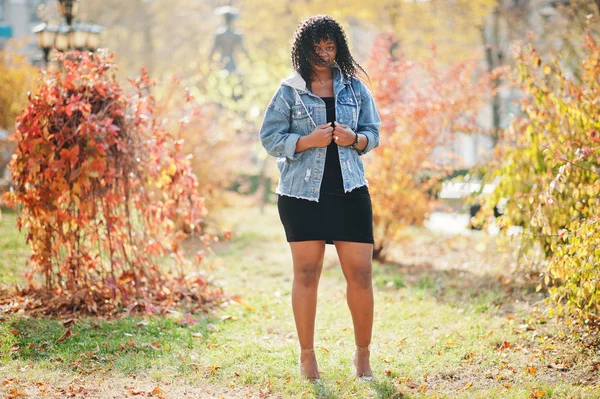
[{"xmin": 209, "ymin": 6, "xmax": 250, "ymax": 74}]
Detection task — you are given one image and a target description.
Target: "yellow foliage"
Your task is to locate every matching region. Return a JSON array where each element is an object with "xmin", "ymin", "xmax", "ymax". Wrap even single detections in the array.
[
  {"xmin": 0, "ymin": 44, "xmax": 38, "ymax": 132},
  {"xmin": 489, "ymin": 33, "xmax": 600, "ymax": 319}
]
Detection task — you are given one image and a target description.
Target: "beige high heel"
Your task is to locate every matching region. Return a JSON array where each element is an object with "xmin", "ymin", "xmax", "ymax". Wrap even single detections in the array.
[
  {"xmin": 299, "ymin": 348, "xmax": 321, "ymax": 383},
  {"xmin": 352, "ymin": 345, "xmax": 374, "ymax": 382}
]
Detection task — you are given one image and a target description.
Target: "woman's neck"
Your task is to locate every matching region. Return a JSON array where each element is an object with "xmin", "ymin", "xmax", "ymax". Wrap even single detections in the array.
[{"xmin": 311, "ymin": 67, "xmax": 333, "ymax": 82}]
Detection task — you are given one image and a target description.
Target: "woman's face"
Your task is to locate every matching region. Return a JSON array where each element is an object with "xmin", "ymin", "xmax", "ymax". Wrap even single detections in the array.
[{"xmin": 311, "ymin": 38, "xmax": 337, "ymax": 72}]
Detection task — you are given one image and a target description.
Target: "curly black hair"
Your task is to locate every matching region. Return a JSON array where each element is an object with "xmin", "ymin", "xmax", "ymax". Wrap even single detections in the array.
[{"xmin": 291, "ymin": 15, "xmax": 368, "ymax": 90}]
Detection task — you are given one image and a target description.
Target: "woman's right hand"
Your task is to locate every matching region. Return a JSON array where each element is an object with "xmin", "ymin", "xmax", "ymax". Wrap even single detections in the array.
[{"xmin": 307, "ymin": 123, "xmax": 334, "ymax": 148}]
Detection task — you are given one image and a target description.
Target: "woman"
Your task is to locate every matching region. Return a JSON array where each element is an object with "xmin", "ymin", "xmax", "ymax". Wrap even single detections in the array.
[{"xmin": 259, "ymin": 15, "xmax": 380, "ymax": 382}]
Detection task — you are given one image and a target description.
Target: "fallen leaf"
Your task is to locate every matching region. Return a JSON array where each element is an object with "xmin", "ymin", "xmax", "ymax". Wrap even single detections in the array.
[
  {"xmin": 178, "ymin": 312, "xmax": 199, "ymax": 327},
  {"xmin": 7, "ymin": 387, "xmax": 26, "ymax": 398},
  {"xmin": 497, "ymin": 340, "xmax": 511, "ymax": 351},
  {"xmin": 524, "ymin": 366, "xmax": 537, "ymax": 374},
  {"xmin": 127, "ymin": 386, "xmax": 145, "ymax": 396},
  {"xmin": 150, "ymin": 386, "xmax": 165, "ymax": 396},
  {"xmin": 205, "ymin": 364, "xmax": 221, "ymax": 375},
  {"xmin": 62, "ymin": 318, "xmax": 75, "ymax": 328},
  {"xmin": 548, "ymin": 363, "xmax": 569, "ymax": 371},
  {"xmin": 147, "ymin": 341, "xmax": 161, "ymax": 350},
  {"xmin": 55, "ymin": 327, "xmax": 73, "ymax": 343}
]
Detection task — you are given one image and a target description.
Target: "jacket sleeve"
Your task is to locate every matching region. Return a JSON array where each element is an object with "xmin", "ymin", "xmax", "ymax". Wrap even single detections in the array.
[
  {"xmin": 355, "ymin": 80, "xmax": 381, "ymax": 156},
  {"xmin": 259, "ymin": 87, "xmax": 304, "ymax": 161}
]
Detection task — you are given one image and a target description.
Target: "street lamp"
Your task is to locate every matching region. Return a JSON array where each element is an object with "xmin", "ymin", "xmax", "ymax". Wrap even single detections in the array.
[
  {"xmin": 85, "ymin": 24, "xmax": 103, "ymax": 51},
  {"xmin": 69, "ymin": 22, "xmax": 88, "ymax": 50},
  {"xmin": 32, "ymin": 0, "xmax": 102, "ymax": 65},
  {"xmin": 57, "ymin": 0, "xmax": 80, "ymax": 26},
  {"xmin": 32, "ymin": 22, "xmax": 58, "ymax": 63},
  {"xmin": 54, "ymin": 23, "xmax": 71, "ymax": 52}
]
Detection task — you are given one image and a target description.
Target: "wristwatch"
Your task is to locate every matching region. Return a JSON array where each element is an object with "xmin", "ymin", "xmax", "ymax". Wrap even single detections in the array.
[{"xmin": 351, "ymin": 133, "xmax": 360, "ymax": 149}]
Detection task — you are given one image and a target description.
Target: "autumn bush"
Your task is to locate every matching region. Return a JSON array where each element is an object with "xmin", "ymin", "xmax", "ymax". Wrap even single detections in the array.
[
  {"xmin": 486, "ymin": 32, "xmax": 600, "ymax": 319},
  {"xmin": 1, "ymin": 50, "xmax": 224, "ymax": 317},
  {"xmin": 365, "ymin": 35, "xmax": 491, "ymax": 260}
]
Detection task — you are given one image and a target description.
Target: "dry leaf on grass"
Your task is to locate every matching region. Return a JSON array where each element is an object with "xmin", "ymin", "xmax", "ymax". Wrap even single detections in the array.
[
  {"xmin": 55, "ymin": 327, "xmax": 72, "ymax": 343},
  {"xmin": 497, "ymin": 340, "xmax": 512, "ymax": 351},
  {"xmin": 524, "ymin": 366, "xmax": 537, "ymax": 374},
  {"xmin": 7, "ymin": 387, "xmax": 26, "ymax": 398}
]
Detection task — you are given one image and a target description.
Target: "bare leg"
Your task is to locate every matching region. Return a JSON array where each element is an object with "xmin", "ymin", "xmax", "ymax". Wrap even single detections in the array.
[
  {"xmin": 289, "ymin": 240, "xmax": 326, "ymax": 380},
  {"xmin": 334, "ymin": 241, "xmax": 374, "ymax": 377}
]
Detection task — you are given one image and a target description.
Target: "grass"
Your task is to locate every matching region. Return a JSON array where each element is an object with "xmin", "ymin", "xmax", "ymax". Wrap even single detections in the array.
[
  {"xmin": 0, "ymin": 210, "xmax": 29, "ymax": 286},
  {"xmin": 0, "ymin": 200, "xmax": 599, "ymax": 398}
]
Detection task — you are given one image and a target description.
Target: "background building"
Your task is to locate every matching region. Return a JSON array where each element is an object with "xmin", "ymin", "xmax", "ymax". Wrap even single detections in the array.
[{"xmin": 0, "ymin": 0, "xmax": 46, "ymax": 63}]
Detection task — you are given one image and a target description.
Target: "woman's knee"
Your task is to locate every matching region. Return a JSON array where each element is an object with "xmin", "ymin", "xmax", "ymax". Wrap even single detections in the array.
[
  {"xmin": 347, "ymin": 265, "xmax": 372, "ymax": 289},
  {"xmin": 294, "ymin": 262, "xmax": 322, "ymax": 287}
]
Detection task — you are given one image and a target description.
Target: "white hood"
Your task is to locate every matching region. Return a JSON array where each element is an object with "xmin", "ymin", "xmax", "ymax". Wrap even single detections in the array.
[{"xmin": 281, "ymin": 71, "xmax": 307, "ymax": 91}]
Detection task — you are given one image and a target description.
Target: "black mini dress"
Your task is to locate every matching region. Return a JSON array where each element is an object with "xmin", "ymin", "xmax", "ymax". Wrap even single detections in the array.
[{"xmin": 277, "ymin": 96, "xmax": 375, "ymax": 245}]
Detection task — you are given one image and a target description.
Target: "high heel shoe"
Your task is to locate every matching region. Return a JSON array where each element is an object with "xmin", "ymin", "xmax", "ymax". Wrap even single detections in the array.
[
  {"xmin": 352, "ymin": 345, "xmax": 374, "ymax": 382},
  {"xmin": 299, "ymin": 348, "xmax": 321, "ymax": 383}
]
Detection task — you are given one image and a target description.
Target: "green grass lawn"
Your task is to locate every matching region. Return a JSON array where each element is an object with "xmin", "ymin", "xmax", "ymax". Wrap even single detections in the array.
[{"xmin": 0, "ymin": 201, "xmax": 598, "ymax": 398}]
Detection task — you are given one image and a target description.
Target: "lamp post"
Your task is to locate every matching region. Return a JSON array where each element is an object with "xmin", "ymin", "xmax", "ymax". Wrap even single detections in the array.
[
  {"xmin": 57, "ymin": 0, "xmax": 80, "ymax": 26},
  {"xmin": 32, "ymin": 0, "xmax": 103, "ymax": 65}
]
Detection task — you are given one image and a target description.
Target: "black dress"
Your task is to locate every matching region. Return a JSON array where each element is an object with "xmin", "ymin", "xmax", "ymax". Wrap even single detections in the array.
[{"xmin": 277, "ymin": 96, "xmax": 374, "ymax": 245}]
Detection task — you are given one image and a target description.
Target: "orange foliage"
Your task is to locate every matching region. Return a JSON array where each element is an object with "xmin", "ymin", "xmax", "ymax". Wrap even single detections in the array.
[
  {"xmin": 1, "ymin": 51, "xmax": 223, "ymax": 317},
  {"xmin": 366, "ymin": 35, "xmax": 491, "ymax": 259}
]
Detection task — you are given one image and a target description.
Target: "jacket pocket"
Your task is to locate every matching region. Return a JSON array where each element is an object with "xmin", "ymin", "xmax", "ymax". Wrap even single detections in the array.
[
  {"xmin": 337, "ymin": 96, "xmax": 358, "ymax": 130},
  {"xmin": 291, "ymin": 105, "xmax": 313, "ymax": 134}
]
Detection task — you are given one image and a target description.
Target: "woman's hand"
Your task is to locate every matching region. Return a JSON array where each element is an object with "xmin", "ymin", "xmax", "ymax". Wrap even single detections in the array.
[
  {"xmin": 307, "ymin": 123, "xmax": 335, "ymax": 148},
  {"xmin": 332, "ymin": 122, "xmax": 356, "ymax": 147}
]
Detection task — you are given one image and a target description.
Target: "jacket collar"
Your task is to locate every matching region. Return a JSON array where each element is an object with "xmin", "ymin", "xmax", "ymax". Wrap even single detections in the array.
[{"xmin": 281, "ymin": 62, "xmax": 351, "ymax": 94}]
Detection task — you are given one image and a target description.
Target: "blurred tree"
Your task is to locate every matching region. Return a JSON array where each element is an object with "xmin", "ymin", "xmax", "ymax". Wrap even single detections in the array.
[
  {"xmin": 480, "ymin": 0, "xmax": 600, "ymax": 144},
  {"xmin": 0, "ymin": 45, "xmax": 38, "ymax": 132},
  {"xmin": 366, "ymin": 35, "xmax": 491, "ymax": 260},
  {"xmin": 0, "ymin": 45, "xmax": 38, "ymax": 185},
  {"xmin": 486, "ymin": 31, "xmax": 600, "ymax": 319}
]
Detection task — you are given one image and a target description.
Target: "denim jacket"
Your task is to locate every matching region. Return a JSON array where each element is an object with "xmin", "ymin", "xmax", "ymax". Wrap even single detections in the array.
[{"xmin": 259, "ymin": 64, "xmax": 381, "ymax": 202}]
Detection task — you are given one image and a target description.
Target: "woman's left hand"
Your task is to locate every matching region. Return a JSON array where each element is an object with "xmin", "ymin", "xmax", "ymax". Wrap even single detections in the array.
[{"xmin": 332, "ymin": 122, "xmax": 356, "ymax": 147}]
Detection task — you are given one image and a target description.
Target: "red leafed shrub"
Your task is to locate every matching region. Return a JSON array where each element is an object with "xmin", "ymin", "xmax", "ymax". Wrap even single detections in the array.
[
  {"xmin": 365, "ymin": 35, "xmax": 492, "ymax": 260},
  {"xmin": 1, "ymin": 50, "xmax": 223, "ymax": 317}
]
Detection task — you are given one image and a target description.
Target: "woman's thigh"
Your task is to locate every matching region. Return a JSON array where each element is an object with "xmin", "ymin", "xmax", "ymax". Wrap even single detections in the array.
[{"xmin": 289, "ymin": 241, "xmax": 326, "ymax": 283}]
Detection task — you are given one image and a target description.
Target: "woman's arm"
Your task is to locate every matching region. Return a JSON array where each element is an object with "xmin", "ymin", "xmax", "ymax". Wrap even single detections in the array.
[
  {"xmin": 354, "ymin": 80, "xmax": 381, "ymax": 156},
  {"xmin": 258, "ymin": 87, "xmax": 305, "ymax": 161}
]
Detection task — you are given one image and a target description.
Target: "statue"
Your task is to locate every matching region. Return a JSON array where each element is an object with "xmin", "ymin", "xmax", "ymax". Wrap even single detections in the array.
[{"xmin": 209, "ymin": 6, "xmax": 250, "ymax": 74}]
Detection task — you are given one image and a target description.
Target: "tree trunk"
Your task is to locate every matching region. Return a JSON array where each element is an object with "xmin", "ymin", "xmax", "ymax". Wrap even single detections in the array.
[{"xmin": 481, "ymin": 5, "xmax": 503, "ymax": 146}]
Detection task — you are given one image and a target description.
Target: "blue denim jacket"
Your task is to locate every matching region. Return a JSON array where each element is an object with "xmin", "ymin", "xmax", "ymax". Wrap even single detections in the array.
[{"xmin": 259, "ymin": 64, "xmax": 381, "ymax": 202}]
